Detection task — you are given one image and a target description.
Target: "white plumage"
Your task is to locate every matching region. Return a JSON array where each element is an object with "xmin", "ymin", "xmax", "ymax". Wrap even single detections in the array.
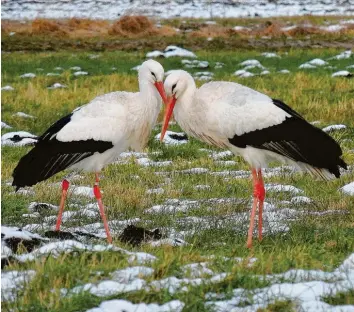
[
  {"xmin": 13, "ymin": 59, "xmax": 167, "ymax": 243},
  {"xmin": 161, "ymin": 70, "xmax": 347, "ymax": 248}
]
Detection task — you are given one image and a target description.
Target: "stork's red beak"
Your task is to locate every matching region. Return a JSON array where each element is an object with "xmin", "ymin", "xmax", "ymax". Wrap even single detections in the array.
[
  {"xmin": 160, "ymin": 95, "xmax": 177, "ymax": 142},
  {"xmin": 154, "ymin": 81, "xmax": 168, "ymax": 105}
]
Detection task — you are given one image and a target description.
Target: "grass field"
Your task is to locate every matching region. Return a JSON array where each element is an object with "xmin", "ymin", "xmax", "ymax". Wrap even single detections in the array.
[{"xmin": 1, "ymin": 45, "xmax": 354, "ymax": 311}]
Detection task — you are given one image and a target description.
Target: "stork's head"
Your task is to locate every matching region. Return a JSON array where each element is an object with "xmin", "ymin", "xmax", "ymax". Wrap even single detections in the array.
[
  {"xmin": 139, "ymin": 60, "xmax": 167, "ymax": 103},
  {"xmin": 160, "ymin": 70, "xmax": 195, "ymax": 141}
]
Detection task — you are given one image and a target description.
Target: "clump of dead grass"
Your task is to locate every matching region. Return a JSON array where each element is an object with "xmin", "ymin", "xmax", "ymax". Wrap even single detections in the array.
[
  {"xmin": 108, "ymin": 15, "xmax": 156, "ymax": 37},
  {"xmin": 31, "ymin": 19, "xmax": 67, "ymax": 36},
  {"xmin": 189, "ymin": 25, "xmax": 236, "ymax": 38}
]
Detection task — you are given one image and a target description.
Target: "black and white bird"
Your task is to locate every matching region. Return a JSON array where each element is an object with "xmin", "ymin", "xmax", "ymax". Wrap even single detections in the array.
[
  {"xmin": 161, "ymin": 70, "xmax": 347, "ymax": 248},
  {"xmin": 12, "ymin": 60, "xmax": 167, "ymax": 243}
]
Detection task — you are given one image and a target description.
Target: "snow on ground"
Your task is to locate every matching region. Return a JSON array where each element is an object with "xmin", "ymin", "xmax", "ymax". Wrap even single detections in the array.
[
  {"xmin": 12, "ymin": 112, "xmax": 35, "ymax": 119},
  {"xmin": 2, "ymin": 0, "xmax": 354, "ymax": 19},
  {"xmin": 147, "ymin": 46, "xmax": 196, "ymax": 58},
  {"xmin": 1, "ymin": 270, "xmax": 37, "ymax": 302},
  {"xmin": 1, "ymin": 121, "xmax": 12, "ymax": 129},
  {"xmin": 1, "ymin": 131, "xmax": 38, "ymax": 146},
  {"xmin": 86, "ymin": 299, "xmax": 185, "ymax": 312},
  {"xmin": 48, "ymin": 82, "xmax": 67, "ymax": 89},
  {"xmin": 70, "ymin": 186, "xmax": 95, "ymax": 198},
  {"xmin": 73, "ymin": 71, "xmax": 88, "ymax": 76},
  {"xmin": 194, "ymin": 71, "xmax": 214, "ymax": 81},
  {"xmin": 278, "ymin": 69, "xmax": 290, "ymax": 74},
  {"xmin": 1, "ymin": 85, "xmax": 14, "ymax": 91},
  {"xmin": 155, "ymin": 131, "xmax": 188, "ymax": 145},
  {"xmin": 46, "ymin": 72, "xmax": 60, "ymax": 76},
  {"xmin": 182, "ymin": 59, "xmax": 209, "ymax": 69},
  {"xmin": 329, "ymin": 50, "xmax": 352, "ymax": 60},
  {"xmin": 340, "ymin": 182, "xmax": 354, "ymax": 196},
  {"xmin": 261, "ymin": 52, "xmax": 280, "ymax": 58},
  {"xmin": 234, "ymin": 70, "xmax": 254, "ymax": 78},
  {"xmin": 265, "ymin": 184, "xmax": 304, "ymax": 195},
  {"xmin": 322, "ymin": 124, "xmax": 347, "ymax": 132},
  {"xmin": 331, "ymin": 70, "xmax": 353, "ymax": 77},
  {"xmin": 20, "ymin": 73, "xmax": 36, "ymax": 78},
  {"xmin": 136, "ymin": 158, "xmax": 173, "ymax": 167},
  {"xmin": 206, "ymin": 253, "xmax": 354, "ymax": 312}
]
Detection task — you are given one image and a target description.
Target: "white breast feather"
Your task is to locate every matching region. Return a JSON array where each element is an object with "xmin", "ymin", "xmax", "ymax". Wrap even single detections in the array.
[{"xmin": 56, "ymin": 92, "xmax": 137, "ymax": 143}]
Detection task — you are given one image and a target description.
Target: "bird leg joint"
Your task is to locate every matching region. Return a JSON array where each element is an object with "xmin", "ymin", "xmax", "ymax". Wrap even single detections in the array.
[
  {"xmin": 93, "ymin": 185, "xmax": 102, "ymax": 200},
  {"xmin": 254, "ymin": 182, "xmax": 265, "ymax": 201},
  {"xmin": 62, "ymin": 179, "xmax": 70, "ymax": 191}
]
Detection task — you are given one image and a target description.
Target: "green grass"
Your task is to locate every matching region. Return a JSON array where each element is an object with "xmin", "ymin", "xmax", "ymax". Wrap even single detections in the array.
[{"xmin": 1, "ymin": 48, "xmax": 354, "ymax": 311}]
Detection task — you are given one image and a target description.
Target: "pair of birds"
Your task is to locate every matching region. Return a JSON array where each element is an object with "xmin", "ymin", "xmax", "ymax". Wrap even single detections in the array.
[{"xmin": 13, "ymin": 59, "xmax": 347, "ymax": 248}]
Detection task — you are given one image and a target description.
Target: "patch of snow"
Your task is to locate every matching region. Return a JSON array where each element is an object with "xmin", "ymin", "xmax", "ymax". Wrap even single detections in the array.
[
  {"xmin": 332, "ymin": 70, "xmax": 352, "ymax": 77},
  {"xmin": 149, "ymin": 238, "xmax": 188, "ymax": 247},
  {"xmin": 12, "ymin": 112, "xmax": 35, "ymax": 119},
  {"xmin": 89, "ymin": 54, "xmax": 100, "ymax": 59},
  {"xmin": 215, "ymin": 62, "xmax": 225, "ymax": 69},
  {"xmin": 1, "ymin": 131, "xmax": 38, "ymax": 146},
  {"xmin": 239, "ymin": 59, "xmax": 261, "ymax": 67},
  {"xmin": 214, "ymin": 160, "xmax": 237, "ymax": 166},
  {"xmin": 1, "ymin": 225, "xmax": 46, "ymax": 241},
  {"xmin": 278, "ymin": 69, "xmax": 290, "ymax": 74},
  {"xmin": 146, "ymin": 199, "xmax": 200, "ymax": 214},
  {"xmin": 340, "ymin": 182, "xmax": 354, "ymax": 196},
  {"xmin": 233, "ymin": 26, "xmax": 250, "ymax": 31},
  {"xmin": 182, "ymin": 262, "xmax": 214, "ymax": 278},
  {"xmin": 183, "ymin": 60, "xmax": 209, "ymax": 69},
  {"xmin": 110, "ymin": 266, "xmax": 154, "ymax": 283},
  {"xmin": 73, "ymin": 71, "xmax": 88, "ymax": 76},
  {"xmin": 322, "ymin": 124, "xmax": 347, "ymax": 132},
  {"xmin": 299, "ymin": 63, "xmax": 317, "ymax": 69},
  {"xmin": 146, "ymin": 188, "xmax": 165, "ymax": 195},
  {"xmin": 346, "ymin": 65, "xmax": 354, "ymax": 69},
  {"xmin": 265, "ymin": 184, "xmax": 304, "ymax": 195},
  {"xmin": 1, "ymin": 121, "xmax": 12, "ymax": 129},
  {"xmin": 194, "ymin": 184, "xmax": 211, "ymax": 190},
  {"xmin": 164, "ymin": 46, "xmax": 196, "ymax": 58},
  {"xmin": 260, "ymin": 70, "xmax": 270, "ymax": 75},
  {"xmin": 210, "ymin": 150, "xmax": 233, "ymax": 159},
  {"xmin": 309, "ymin": 58, "xmax": 328, "ymax": 66},
  {"xmin": 319, "ymin": 24, "xmax": 346, "ymax": 32},
  {"xmin": 46, "ymin": 72, "xmax": 60, "ymax": 76},
  {"xmin": 131, "ymin": 65, "xmax": 141, "ymax": 71},
  {"xmin": 1, "ymin": 270, "xmax": 36, "ymax": 302},
  {"xmin": 155, "ymin": 131, "xmax": 188, "ymax": 145},
  {"xmin": 290, "ymin": 196, "xmax": 312, "ymax": 204},
  {"xmin": 20, "ymin": 73, "xmax": 36, "ymax": 78},
  {"xmin": 329, "ymin": 50, "xmax": 352, "ymax": 60},
  {"xmin": 54, "ymin": 67, "xmax": 64, "ymax": 70},
  {"xmin": 136, "ymin": 158, "xmax": 172, "ymax": 167},
  {"xmin": 1, "ymin": 85, "xmax": 14, "ymax": 91},
  {"xmin": 261, "ymin": 52, "xmax": 280, "ymax": 58},
  {"xmin": 86, "ymin": 299, "xmax": 185, "ymax": 312},
  {"xmin": 234, "ymin": 70, "xmax": 254, "ymax": 78},
  {"xmin": 48, "ymin": 83, "xmax": 67, "ymax": 89},
  {"xmin": 180, "ymin": 168, "xmax": 209, "ymax": 174},
  {"xmin": 71, "ymin": 186, "xmax": 95, "ymax": 198},
  {"xmin": 146, "ymin": 50, "xmax": 165, "ymax": 58},
  {"xmin": 70, "ymin": 66, "xmax": 81, "ymax": 71},
  {"xmin": 206, "ymin": 252, "xmax": 354, "ymax": 312}
]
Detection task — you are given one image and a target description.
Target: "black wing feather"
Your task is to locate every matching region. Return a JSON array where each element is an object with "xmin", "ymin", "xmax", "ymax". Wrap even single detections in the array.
[
  {"xmin": 228, "ymin": 99, "xmax": 347, "ymax": 178},
  {"xmin": 12, "ymin": 113, "xmax": 113, "ymax": 189}
]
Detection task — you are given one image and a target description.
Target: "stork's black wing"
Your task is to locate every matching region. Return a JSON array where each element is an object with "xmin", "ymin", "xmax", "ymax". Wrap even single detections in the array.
[{"xmin": 228, "ymin": 99, "xmax": 347, "ymax": 178}]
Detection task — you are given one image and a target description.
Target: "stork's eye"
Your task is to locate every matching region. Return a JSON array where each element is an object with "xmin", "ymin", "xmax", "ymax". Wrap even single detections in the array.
[
  {"xmin": 151, "ymin": 72, "xmax": 156, "ymax": 79},
  {"xmin": 172, "ymin": 83, "xmax": 177, "ymax": 93}
]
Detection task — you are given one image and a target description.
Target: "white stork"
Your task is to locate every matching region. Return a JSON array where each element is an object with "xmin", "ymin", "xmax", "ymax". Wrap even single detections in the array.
[
  {"xmin": 161, "ymin": 70, "xmax": 347, "ymax": 248},
  {"xmin": 12, "ymin": 60, "xmax": 167, "ymax": 244}
]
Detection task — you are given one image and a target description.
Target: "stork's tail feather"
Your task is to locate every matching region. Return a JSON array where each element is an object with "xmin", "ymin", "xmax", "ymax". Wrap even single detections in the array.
[{"xmin": 12, "ymin": 147, "xmax": 44, "ymax": 189}]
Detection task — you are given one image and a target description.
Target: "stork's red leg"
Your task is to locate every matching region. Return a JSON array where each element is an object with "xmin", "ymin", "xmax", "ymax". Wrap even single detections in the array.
[
  {"xmin": 247, "ymin": 169, "xmax": 259, "ymax": 248},
  {"xmin": 256, "ymin": 169, "xmax": 265, "ymax": 241},
  {"xmin": 93, "ymin": 173, "xmax": 112, "ymax": 244},
  {"xmin": 55, "ymin": 179, "xmax": 70, "ymax": 231}
]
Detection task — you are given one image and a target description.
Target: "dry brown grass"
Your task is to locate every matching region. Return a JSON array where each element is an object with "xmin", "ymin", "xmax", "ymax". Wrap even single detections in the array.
[
  {"xmin": 31, "ymin": 19, "xmax": 67, "ymax": 36},
  {"xmin": 108, "ymin": 15, "xmax": 157, "ymax": 37},
  {"xmin": 2, "ymin": 16, "xmax": 354, "ymax": 42},
  {"xmin": 189, "ymin": 25, "xmax": 235, "ymax": 38}
]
